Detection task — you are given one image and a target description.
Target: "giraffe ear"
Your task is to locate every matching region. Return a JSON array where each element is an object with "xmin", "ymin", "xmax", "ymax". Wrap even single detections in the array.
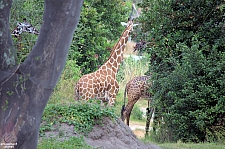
[
  {"xmin": 120, "ymin": 22, "xmax": 127, "ymax": 27},
  {"xmin": 133, "ymin": 23, "xmax": 139, "ymax": 27}
]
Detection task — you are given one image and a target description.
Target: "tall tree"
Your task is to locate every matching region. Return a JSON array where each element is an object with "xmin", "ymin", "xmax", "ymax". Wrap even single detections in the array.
[{"xmin": 0, "ymin": 0, "xmax": 83, "ymax": 148}]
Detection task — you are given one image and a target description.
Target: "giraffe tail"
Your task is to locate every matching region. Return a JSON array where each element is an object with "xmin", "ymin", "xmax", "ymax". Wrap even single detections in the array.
[
  {"xmin": 121, "ymin": 84, "xmax": 127, "ymax": 120},
  {"xmin": 75, "ymin": 82, "xmax": 79, "ymax": 100},
  {"xmin": 123, "ymin": 84, "xmax": 128, "ymax": 106}
]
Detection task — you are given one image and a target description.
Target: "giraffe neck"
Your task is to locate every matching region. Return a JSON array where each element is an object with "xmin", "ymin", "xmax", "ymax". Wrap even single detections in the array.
[{"xmin": 98, "ymin": 25, "xmax": 132, "ymax": 76}]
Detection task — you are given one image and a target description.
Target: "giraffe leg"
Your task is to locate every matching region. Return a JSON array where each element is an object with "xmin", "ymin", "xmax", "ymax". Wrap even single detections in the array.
[{"xmin": 126, "ymin": 104, "xmax": 135, "ymax": 126}]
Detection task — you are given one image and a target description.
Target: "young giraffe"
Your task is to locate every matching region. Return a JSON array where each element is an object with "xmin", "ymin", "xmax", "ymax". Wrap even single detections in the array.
[
  {"xmin": 121, "ymin": 75, "xmax": 153, "ymax": 126},
  {"xmin": 75, "ymin": 18, "xmax": 136, "ymax": 106}
]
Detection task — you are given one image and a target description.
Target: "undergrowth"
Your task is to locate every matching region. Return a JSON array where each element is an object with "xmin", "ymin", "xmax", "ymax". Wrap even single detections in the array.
[{"xmin": 40, "ymin": 100, "xmax": 117, "ymax": 136}]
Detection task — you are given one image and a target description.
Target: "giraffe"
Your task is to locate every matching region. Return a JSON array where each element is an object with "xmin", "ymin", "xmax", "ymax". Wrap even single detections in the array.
[
  {"xmin": 11, "ymin": 18, "xmax": 39, "ymax": 38},
  {"xmin": 11, "ymin": 18, "xmax": 39, "ymax": 51},
  {"xmin": 75, "ymin": 18, "xmax": 136, "ymax": 106},
  {"xmin": 121, "ymin": 75, "xmax": 154, "ymax": 126}
]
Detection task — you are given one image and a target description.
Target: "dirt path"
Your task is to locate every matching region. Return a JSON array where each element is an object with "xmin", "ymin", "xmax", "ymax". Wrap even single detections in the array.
[
  {"xmin": 129, "ymin": 122, "xmax": 146, "ymax": 138},
  {"xmin": 128, "ymin": 102, "xmax": 154, "ymax": 139}
]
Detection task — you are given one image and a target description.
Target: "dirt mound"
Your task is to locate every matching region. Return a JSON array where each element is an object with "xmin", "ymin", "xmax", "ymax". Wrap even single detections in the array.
[
  {"xmin": 40, "ymin": 117, "xmax": 161, "ymax": 149},
  {"xmin": 85, "ymin": 117, "xmax": 161, "ymax": 149}
]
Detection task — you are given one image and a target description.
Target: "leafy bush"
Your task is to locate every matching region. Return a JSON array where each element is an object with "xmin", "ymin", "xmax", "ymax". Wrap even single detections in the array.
[{"xmin": 139, "ymin": 0, "xmax": 225, "ymax": 143}]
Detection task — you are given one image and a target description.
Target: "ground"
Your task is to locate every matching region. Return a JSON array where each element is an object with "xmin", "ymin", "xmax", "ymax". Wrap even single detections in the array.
[{"xmin": 40, "ymin": 117, "xmax": 161, "ymax": 149}]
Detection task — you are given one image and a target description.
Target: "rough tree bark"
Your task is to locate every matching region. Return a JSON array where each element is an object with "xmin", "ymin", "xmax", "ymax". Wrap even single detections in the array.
[{"xmin": 0, "ymin": 0, "xmax": 83, "ymax": 148}]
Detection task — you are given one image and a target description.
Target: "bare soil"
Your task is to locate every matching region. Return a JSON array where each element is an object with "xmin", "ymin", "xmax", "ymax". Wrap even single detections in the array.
[{"xmin": 40, "ymin": 117, "xmax": 161, "ymax": 149}]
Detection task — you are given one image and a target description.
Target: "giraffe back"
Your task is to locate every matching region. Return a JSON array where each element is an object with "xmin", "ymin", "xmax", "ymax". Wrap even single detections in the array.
[{"xmin": 125, "ymin": 75, "xmax": 152, "ymax": 100}]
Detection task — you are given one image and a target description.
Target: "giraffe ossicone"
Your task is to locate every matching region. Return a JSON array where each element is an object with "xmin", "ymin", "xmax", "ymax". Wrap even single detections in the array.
[
  {"xmin": 121, "ymin": 75, "xmax": 153, "ymax": 126},
  {"xmin": 75, "ymin": 19, "xmax": 135, "ymax": 106}
]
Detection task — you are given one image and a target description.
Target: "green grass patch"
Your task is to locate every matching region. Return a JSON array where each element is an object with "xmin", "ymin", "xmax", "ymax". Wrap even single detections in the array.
[
  {"xmin": 158, "ymin": 142, "xmax": 225, "ymax": 149},
  {"xmin": 38, "ymin": 136, "xmax": 92, "ymax": 149}
]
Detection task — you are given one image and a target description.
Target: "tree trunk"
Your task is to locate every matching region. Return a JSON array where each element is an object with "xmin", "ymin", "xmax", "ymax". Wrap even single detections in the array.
[{"xmin": 0, "ymin": 0, "xmax": 83, "ymax": 148}]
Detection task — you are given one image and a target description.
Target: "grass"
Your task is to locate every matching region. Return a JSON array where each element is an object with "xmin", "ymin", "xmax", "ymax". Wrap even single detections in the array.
[
  {"xmin": 38, "ymin": 136, "xmax": 92, "ymax": 149},
  {"xmin": 158, "ymin": 142, "xmax": 225, "ymax": 149}
]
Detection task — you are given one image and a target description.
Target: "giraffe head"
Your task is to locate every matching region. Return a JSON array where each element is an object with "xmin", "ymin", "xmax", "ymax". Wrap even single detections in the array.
[
  {"xmin": 121, "ymin": 17, "xmax": 138, "ymax": 31},
  {"xmin": 120, "ymin": 3, "xmax": 139, "ymax": 29},
  {"xmin": 12, "ymin": 18, "xmax": 39, "ymax": 38}
]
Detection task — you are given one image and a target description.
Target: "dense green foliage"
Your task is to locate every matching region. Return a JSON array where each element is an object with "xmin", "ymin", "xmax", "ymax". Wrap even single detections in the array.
[
  {"xmin": 139, "ymin": 0, "xmax": 225, "ymax": 143},
  {"xmin": 40, "ymin": 100, "xmax": 116, "ymax": 136}
]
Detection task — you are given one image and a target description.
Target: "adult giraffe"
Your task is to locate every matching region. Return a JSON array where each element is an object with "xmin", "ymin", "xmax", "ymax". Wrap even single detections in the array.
[
  {"xmin": 75, "ymin": 17, "xmax": 137, "ymax": 106},
  {"xmin": 121, "ymin": 75, "xmax": 154, "ymax": 126},
  {"xmin": 121, "ymin": 75, "xmax": 155, "ymax": 135}
]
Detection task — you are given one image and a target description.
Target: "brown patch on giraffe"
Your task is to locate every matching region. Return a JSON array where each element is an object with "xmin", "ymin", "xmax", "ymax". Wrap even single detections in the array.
[
  {"xmin": 120, "ymin": 37, "xmax": 125, "ymax": 45},
  {"xmin": 115, "ymin": 42, "xmax": 121, "ymax": 49},
  {"xmin": 111, "ymin": 65, "xmax": 117, "ymax": 73},
  {"xmin": 95, "ymin": 72, "xmax": 100, "ymax": 78},
  {"xmin": 123, "ymin": 30, "xmax": 129, "ymax": 37},
  {"xmin": 124, "ymin": 37, "xmax": 128, "ymax": 44},
  {"xmin": 116, "ymin": 50, "xmax": 121, "ymax": 56},
  {"xmin": 101, "ymin": 65, "xmax": 107, "ymax": 70},
  {"xmin": 111, "ymin": 52, "xmax": 116, "ymax": 60},
  {"xmin": 108, "ymin": 68, "xmax": 113, "ymax": 76},
  {"xmin": 112, "ymin": 61, "xmax": 117, "ymax": 68},
  {"xmin": 99, "ymin": 87, "xmax": 103, "ymax": 92},
  {"xmin": 82, "ymin": 83, "xmax": 87, "ymax": 88},
  {"xmin": 94, "ymin": 88, "xmax": 98, "ymax": 94},
  {"xmin": 83, "ymin": 88, "xmax": 87, "ymax": 93},
  {"xmin": 83, "ymin": 77, "xmax": 88, "ymax": 82},
  {"xmin": 88, "ymin": 79, "xmax": 93, "ymax": 84},
  {"xmin": 109, "ymin": 57, "xmax": 114, "ymax": 63},
  {"xmin": 117, "ymin": 56, "xmax": 122, "ymax": 64},
  {"xmin": 98, "ymin": 69, "xmax": 103, "ymax": 75}
]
